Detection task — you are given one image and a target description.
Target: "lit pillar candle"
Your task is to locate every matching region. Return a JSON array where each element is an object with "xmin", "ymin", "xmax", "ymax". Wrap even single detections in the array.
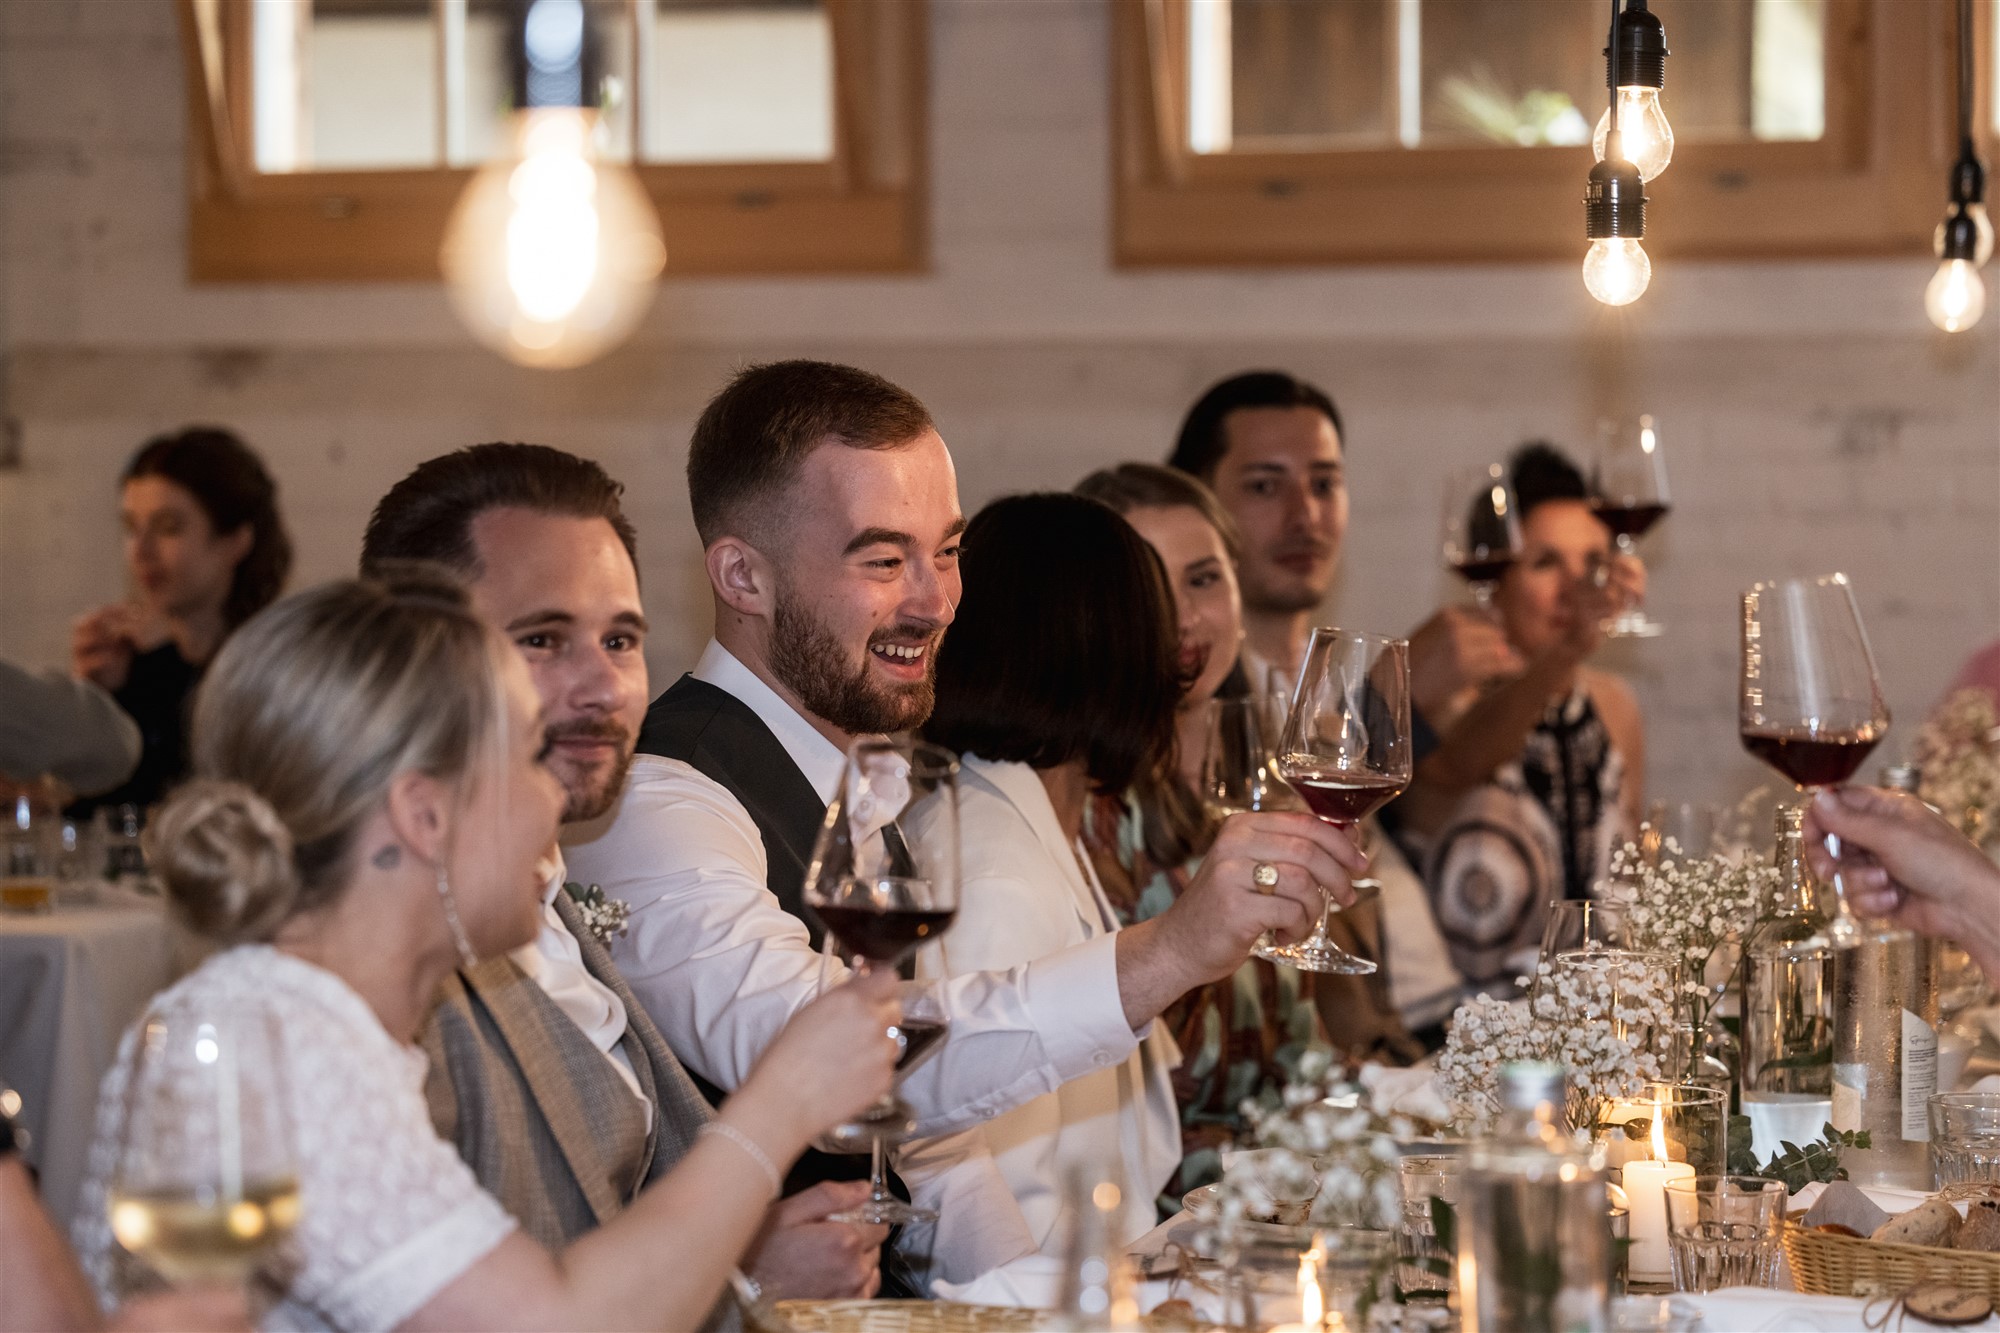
[
  {"xmin": 1621, "ymin": 1104, "xmax": 1694, "ymax": 1282},
  {"xmin": 1266, "ymin": 1244, "xmax": 1325, "ymax": 1332}
]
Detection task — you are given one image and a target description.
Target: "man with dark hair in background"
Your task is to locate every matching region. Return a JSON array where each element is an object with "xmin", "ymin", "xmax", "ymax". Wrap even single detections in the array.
[
  {"xmin": 1167, "ymin": 370, "xmax": 1522, "ymax": 731},
  {"xmin": 362, "ymin": 443, "xmax": 889, "ymax": 1313},
  {"xmin": 562, "ymin": 359, "xmax": 1369, "ymax": 1280}
]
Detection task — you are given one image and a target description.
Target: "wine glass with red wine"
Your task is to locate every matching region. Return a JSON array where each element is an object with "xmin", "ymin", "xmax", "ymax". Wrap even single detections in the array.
[
  {"xmin": 1590, "ymin": 415, "xmax": 1670, "ymax": 638},
  {"xmin": 1739, "ymin": 573, "xmax": 1890, "ymax": 947},
  {"xmin": 1256, "ymin": 627, "xmax": 1411, "ymax": 975},
  {"xmin": 1439, "ymin": 462, "xmax": 1521, "ymax": 610},
  {"xmin": 802, "ymin": 737, "xmax": 960, "ymax": 1223}
]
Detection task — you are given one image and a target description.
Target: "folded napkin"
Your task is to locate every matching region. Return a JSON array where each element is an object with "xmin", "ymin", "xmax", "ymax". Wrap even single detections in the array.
[{"xmin": 1358, "ymin": 1061, "xmax": 1451, "ymax": 1125}]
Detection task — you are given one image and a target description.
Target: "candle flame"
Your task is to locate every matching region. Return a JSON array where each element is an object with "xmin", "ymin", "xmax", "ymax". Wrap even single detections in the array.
[
  {"xmin": 1650, "ymin": 1087, "xmax": 1670, "ymax": 1162},
  {"xmin": 1299, "ymin": 1244, "xmax": 1324, "ymax": 1325}
]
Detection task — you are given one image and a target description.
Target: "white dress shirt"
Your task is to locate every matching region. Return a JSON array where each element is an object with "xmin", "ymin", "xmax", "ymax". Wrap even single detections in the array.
[
  {"xmin": 561, "ymin": 640, "xmax": 1145, "ymax": 1133},
  {"xmin": 508, "ymin": 852, "xmax": 647, "ymax": 1106},
  {"xmin": 911, "ymin": 756, "xmax": 1182, "ymax": 1252}
]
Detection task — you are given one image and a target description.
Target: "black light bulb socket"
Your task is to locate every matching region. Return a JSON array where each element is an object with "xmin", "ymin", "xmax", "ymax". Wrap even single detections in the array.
[
  {"xmin": 1585, "ymin": 155, "xmax": 1647, "ymax": 239},
  {"xmin": 1950, "ymin": 146, "xmax": 1988, "ymax": 208},
  {"xmin": 1939, "ymin": 205, "xmax": 1982, "ymax": 263},
  {"xmin": 1605, "ymin": 0, "xmax": 1669, "ymax": 91}
]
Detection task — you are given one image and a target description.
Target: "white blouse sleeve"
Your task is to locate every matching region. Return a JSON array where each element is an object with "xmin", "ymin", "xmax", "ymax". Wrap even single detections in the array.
[{"xmin": 73, "ymin": 950, "xmax": 517, "ymax": 1332}]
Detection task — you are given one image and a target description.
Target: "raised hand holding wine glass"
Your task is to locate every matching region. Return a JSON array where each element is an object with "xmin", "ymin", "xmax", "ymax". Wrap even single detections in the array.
[
  {"xmin": 105, "ymin": 1008, "xmax": 298, "ymax": 1302},
  {"xmin": 1257, "ymin": 627, "xmax": 1412, "ymax": 975},
  {"xmin": 1738, "ymin": 573, "xmax": 1890, "ymax": 947},
  {"xmin": 1440, "ymin": 462, "xmax": 1523, "ymax": 611},
  {"xmin": 1590, "ymin": 415, "xmax": 1670, "ymax": 639},
  {"xmin": 802, "ymin": 736, "xmax": 959, "ymax": 1226}
]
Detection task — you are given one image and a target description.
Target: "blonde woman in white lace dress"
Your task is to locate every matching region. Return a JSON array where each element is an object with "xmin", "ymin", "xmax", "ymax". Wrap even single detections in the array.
[{"xmin": 72, "ymin": 572, "xmax": 901, "ymax": 1332}]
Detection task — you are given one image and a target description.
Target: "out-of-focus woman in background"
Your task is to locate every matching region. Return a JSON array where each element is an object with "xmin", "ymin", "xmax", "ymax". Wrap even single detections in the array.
[
  {"xmin": 1395, "ymin": 442, "xmax": 1647, "ymax": 994},
  {"xmin": 69, "ymin": 428, "xmax": 292, "ymax": 817}
]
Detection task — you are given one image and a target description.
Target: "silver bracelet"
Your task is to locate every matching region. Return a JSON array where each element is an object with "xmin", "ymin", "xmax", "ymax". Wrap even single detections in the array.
[{"xmin": 700, "ymin": 1121, "xmax": 783, "ymax": 1198}]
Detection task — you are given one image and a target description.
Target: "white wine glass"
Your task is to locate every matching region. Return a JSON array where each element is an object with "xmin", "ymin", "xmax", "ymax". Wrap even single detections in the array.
[
  {"xmin": 1590, "ymin": 415, "xmax": 1670, "ymax": 639},
  {"xmin": 803, "ymin": 737, "xmax": 960, "ymax": 1225},
  {"xmin": 1739, "ymin": 574, "xmax": 1890, "ymax": 948},
  {"xmin": 1260, "ymin": 627, "xmax": 1412, "ymax": 976},
  {"xmin": 1439, "ymin": 462, "xmax": 1522, "ymax": 611},
  {"xmin": 107, "ymin": 1008, "xmax": 298, "ymax": 1298}
]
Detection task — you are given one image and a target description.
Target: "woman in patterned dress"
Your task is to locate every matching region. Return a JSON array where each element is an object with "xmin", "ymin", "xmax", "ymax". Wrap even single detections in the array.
[{"xmin": 1395, "ymin": 443, "xmax": 1648, "ymax": 995}]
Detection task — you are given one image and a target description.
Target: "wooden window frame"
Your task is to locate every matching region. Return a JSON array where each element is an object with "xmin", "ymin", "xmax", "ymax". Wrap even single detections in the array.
[
  {"xmin": 1114, "ymin": 0, "xmax": 1977, "ymax": 266},
  {"xmin": 178, "ymin": 0, "xmax": 925, "ymax": 280}
]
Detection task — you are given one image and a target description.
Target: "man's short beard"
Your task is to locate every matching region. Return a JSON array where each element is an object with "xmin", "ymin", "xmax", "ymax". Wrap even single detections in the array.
[
  {"xmin": 561, "ymin": 747, "xmax": 634, "ymax": 823},
  {"xmin": 771, "ymin": 591, "xmax": 936, "ymax": 736},
  {"xmin": 1242, "ymin": 578, "xmax": 1327, "ymax": 615}
]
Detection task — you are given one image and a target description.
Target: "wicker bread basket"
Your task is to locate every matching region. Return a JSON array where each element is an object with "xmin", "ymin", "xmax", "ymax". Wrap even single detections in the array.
[{"xmin": 1782, "ymin": 1219, "xmax": 2000, "ymax": 1301}]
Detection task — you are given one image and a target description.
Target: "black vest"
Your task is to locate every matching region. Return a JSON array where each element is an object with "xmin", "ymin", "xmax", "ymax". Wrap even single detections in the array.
[{"xmin": 636, "ymin": 673, "xmax": 916, "ymax": 1283}]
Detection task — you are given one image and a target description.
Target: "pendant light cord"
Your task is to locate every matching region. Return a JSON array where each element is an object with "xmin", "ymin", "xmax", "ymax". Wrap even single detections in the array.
[
  {"xmin": 1958, "ymin": 0, "xmax": 1974, "ymax": 157},
  {"xmin": 1607, "ymin": 0, "xmax": 1623, "ymax": 142}
]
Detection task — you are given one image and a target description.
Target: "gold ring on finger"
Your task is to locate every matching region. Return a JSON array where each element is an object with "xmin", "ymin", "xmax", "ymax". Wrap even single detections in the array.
[{"xmin": 1252, "ymin": 861, "xmax": 1280, "ymax": 894}]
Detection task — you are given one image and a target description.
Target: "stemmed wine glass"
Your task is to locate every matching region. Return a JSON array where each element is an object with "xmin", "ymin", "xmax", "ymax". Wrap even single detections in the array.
[
  {"xmin": 803, "ymin": 736, "xmax": 960, "ymax": 1226},
  {"xmin": 1440, "ymin": 463, "xmax": 1522, "ymax": 610},
  {"xmin": 1198, "ymin": 697, "xmax": 1304, "ymax": 820},
  {"xmin": 1257, "ymin": 627, "xmax": 1412, "ymax": 975},
  {"xmin": 106, "ymin": 1008, "xmax": 298, "ymax": 1298},
  {"xmin": 1590, "ymin": 415, "xmax": 1670, "ymax": 638},
  {"xmin": 1739, "ymin": 573, "xmax": 1890, "ymax": 948}
]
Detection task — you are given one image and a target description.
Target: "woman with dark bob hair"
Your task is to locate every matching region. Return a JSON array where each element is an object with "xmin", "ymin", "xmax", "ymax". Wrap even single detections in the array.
[
  {"xmin": 918, "ymin": 493, "xmax": 1351, "ymax": 1251},
  {"xmin": 69, "ymin": 427, "xmax": 293, "ymax": 815}
]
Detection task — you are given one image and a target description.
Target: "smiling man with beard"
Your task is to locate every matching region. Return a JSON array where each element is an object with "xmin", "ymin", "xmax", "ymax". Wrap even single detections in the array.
[
  {"xmin": 360, "ymin": 445, "xmax": 892, "ymax": 1316},
  {"xmin": 562, "ymin": 360, "xmax": 1369, "ymax": 1284}
]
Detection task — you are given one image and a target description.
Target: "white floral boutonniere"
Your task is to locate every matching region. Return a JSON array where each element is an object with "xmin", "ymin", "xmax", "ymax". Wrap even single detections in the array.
[{"xmin": 563, "ymin": 881, "xmax": 631, "ymax": 949}]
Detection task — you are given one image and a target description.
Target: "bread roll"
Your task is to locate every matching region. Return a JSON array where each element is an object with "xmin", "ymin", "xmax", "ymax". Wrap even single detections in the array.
[
  {"xmin": 1955, "ymin": 1200, "xmax": 2000, "ymax": 1252},
  {"xmin": 1871, "ymin": 1198, "xmax": 1962, "ymax": 1248}
]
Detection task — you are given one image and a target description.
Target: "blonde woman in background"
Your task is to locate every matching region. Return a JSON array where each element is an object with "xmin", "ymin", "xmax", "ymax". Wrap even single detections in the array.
[{"xmin": 72, "ymin": 572, "xmax": 899, "ymax": 1332}]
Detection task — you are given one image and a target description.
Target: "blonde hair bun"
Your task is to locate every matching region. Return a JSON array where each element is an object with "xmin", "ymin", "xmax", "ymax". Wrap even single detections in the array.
[{"xmin": 147, "ymin": 780, "xmax": 301, "ymax": 944}]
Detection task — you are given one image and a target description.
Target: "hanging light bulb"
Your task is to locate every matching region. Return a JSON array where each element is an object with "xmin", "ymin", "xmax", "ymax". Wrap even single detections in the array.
[
  {"xmin": 1590, "ymin": 0, "xmax": 1672, "ymax": 183},
  {"xmin": 1583, "ymin": 144, "xmax": 1650, "ymax": 307},
  {"xmin": 1583, "ymin": 236, "xmax": 1652, "ymax": 307},
  {"xmin": 1926, "ymin": 257, "xmax": 1985, "ymax": 333},
  {"xmin": 1923, "ymin": 0, "xmax": 1990, "ymax": 333},
  {"xmin": 1592, "ymin": 88, "xmax": 1674, "ymax": 184},
  {"xmin": 440, "ymin": 0, "xmax": 666, "ymax": 369}
]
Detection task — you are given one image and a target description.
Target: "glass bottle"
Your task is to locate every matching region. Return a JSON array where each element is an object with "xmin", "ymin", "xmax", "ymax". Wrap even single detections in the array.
[
  {"xmin": 1457, "ymin": 1062, "xmax": 1610, "ymax": 1333},
  {"xmin": 1050, "ymin": 1163, "xmax": 1141, "ymax": 1331},
  {"xmin": 1738, "ymin": 805, "xmax": 1835, "ymax": 1160},
  {"xmin": 1831, "ymin": 834, "xmax": 1941, "ymax": 1188}
]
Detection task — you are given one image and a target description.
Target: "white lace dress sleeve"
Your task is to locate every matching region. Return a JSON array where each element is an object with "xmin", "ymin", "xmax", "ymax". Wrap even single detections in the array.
[{"xmin": 72, "ymin": 945, "xmax": 518, "ymax": 1332}]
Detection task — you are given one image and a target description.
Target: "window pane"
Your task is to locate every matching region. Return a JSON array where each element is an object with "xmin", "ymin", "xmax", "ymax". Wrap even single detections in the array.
[
  {"xmin": 644, "ymin": 0, "xmax": 833, "ymax": 163},
  {"xmin": 1187, "ymin": 0, "xmax": 1828, "ymax": 155},
  {"xmin": 254, "ymin": 0, "xmax": 439, "ymax": 172}
]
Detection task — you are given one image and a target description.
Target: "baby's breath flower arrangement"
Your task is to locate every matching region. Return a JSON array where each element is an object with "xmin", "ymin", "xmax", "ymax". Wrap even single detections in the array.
[
  {"xmin": 1605, "ymin": 841, "xmax": 1769, "ymax": 1043},
  {"xmin": 1211, "ymin": 1049, "xmax": 1406, "ymax": 1237},
  {"xmin": 1437, "ymin": 951, "xmax": 1678, "ymax": 1136},
  {"xmin": 1910, "ymin": 687, "xmax": 2000, "ymax": 847}
]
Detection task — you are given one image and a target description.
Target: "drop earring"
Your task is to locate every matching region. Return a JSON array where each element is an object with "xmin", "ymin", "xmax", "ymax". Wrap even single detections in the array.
[{"xmin": 433, "ymin": 864, "xmax": 479, "ymax": 969}]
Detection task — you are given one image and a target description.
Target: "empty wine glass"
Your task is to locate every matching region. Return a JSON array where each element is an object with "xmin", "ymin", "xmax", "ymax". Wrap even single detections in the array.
[
  {"xmin": 803, "ymin": 737, "xmax": 960, "ymax": 1224},
  {"xmin": 106, "ymin": 1008, "xmax": 298, "ymax": 1297},
  {"xmin": 1539, "ymin": 899, "xmax": 1632, "ymax": 964},
  {"xmin": 1199, "ymin": 697, "xmax": 1303, "ymax": 820},
  {"xmin": 1739, "ymin": 574, "xmax": 1890, "ymax": 948},
  {"xmin": 1640, "ymin": 800, "xmax": 1723, "ymax": 865},
  {"xmin": 1591, "ymin": 416, "xmax": 1670, "ymax": 639},
  {"xmin": 1440, "ymin": 462, "xmax": 1522, "ymax": 610},
  {"xmin": 1259, "ymin": 627, "xmax": 1412, "ymax": 976}
]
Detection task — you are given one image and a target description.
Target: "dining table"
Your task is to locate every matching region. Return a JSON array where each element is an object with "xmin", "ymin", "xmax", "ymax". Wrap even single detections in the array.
[{"xmin": 0, "ymin": 883, "xmax": 187, "ymax": 1231}]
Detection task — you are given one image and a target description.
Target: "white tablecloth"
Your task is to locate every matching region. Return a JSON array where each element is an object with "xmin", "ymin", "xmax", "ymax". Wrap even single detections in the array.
[{"xmin": 0, "ymin": 889, "xmax": 181, "ymax": 1231}]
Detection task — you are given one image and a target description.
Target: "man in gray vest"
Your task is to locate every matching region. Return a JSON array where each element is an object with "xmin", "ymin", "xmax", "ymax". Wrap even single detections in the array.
[
  {"xmin": 361, "ymin": 444, "xmax": 887, "ymax": 1303},
  {"xmin": 563, "ymin": 361, "xmax": 1370, "ymax": 1275}
]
